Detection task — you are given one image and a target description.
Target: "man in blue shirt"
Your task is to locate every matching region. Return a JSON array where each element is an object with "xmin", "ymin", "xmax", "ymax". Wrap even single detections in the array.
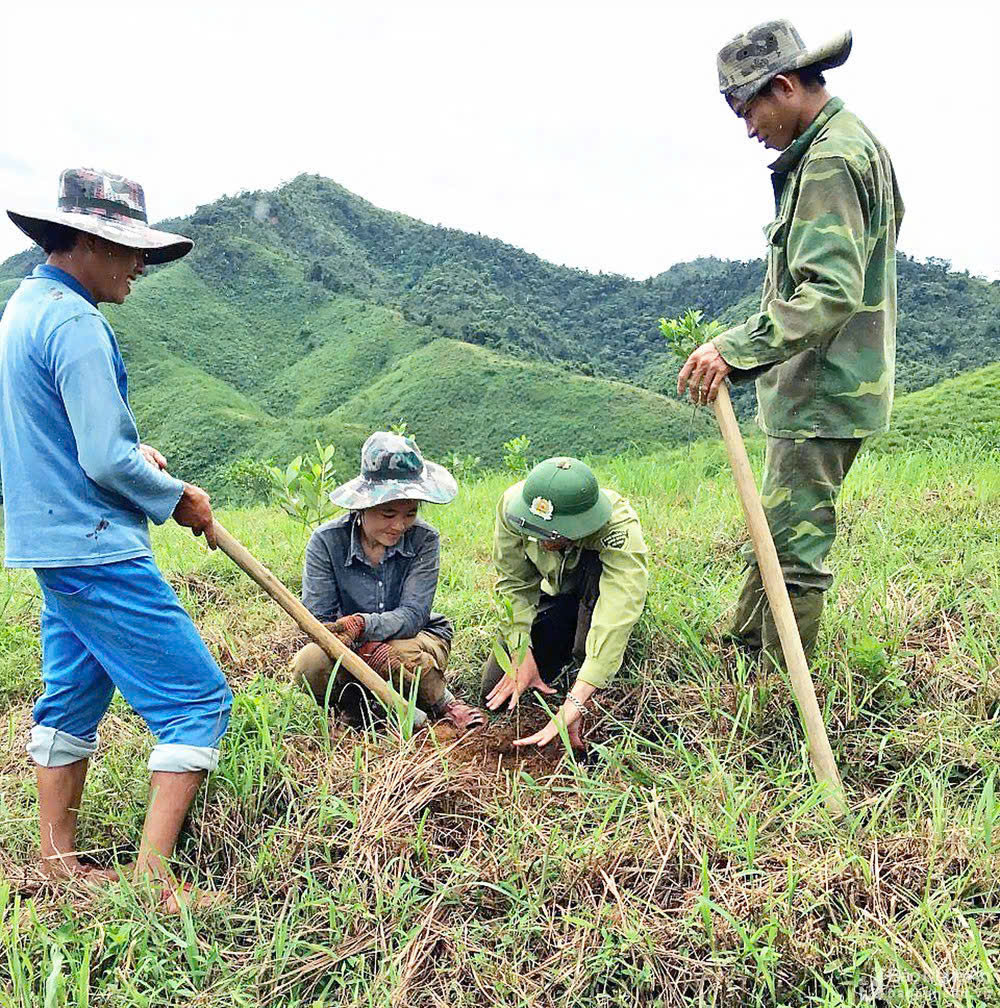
[{"xmin": 1, "ymin": 168, "xmax": 232, "ymax": 912}]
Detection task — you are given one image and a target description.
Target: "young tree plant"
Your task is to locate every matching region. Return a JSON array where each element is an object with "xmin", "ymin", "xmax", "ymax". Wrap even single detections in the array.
[
  {"xmin": 502, "ymin": 435, "xmax": 532, "ymax": 474},
  {"xmin": 658, "ymin": 309, "xmax": 724, "ymax": 360},
  {"xmin": 268, "ymin": 441, "xmax": 339, "ymax": 530}
]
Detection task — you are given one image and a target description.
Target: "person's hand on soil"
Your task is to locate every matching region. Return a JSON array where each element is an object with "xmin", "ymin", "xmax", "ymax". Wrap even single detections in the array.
[
  {"xmin": 513, "ymin": 681, "xmax": 595, "ymax": 748},
  {"xmin": 677, "ymin": 340, "xmax": 731, "ymax": 405},
  {"xmin": 512, "ymin": 703, "xmax": 585, "ymax": 749},
  {"xmin": 172, "ymin": 483, "xmax": 217, "ymax": 549},
  {"xmin": 139, "ymin": 443, "xmax": 168, "ymax": 470},
  {"xmin": 486, "ymin": 647, "xmax": 555, "ymax": 712}
]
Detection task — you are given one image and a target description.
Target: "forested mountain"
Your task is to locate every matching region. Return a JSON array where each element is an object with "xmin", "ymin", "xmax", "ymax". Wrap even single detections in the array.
[{"xmin": 0, "ymin": 174, "xmax": 996, "ymax": 490}]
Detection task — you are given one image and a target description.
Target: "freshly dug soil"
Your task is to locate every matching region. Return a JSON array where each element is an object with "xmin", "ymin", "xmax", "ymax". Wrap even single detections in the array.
[{"xmin": 428, "ymin": 705, "xmax": 579, "ymax": 777}]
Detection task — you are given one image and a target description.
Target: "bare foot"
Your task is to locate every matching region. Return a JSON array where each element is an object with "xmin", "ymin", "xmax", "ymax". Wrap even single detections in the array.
[
  {"xmin": 40, "ymin": 855, "xmax": 117, "ymax": 884},
  {"xmin": 156, "ymin": 881, "xmax": 229, "ymax": 915},
  {"xmin": 80, "ymin": 864, "xmax": 122, "ymax": 882},
  {"xmin": 438, "ymin": 698, "xmax": 487, "ymax": 732}
]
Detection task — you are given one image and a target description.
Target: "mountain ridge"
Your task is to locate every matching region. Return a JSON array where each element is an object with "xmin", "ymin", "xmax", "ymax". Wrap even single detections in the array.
[{"xmin": 1, "ymin": 173, "xmax": 996, "ymax": 492}]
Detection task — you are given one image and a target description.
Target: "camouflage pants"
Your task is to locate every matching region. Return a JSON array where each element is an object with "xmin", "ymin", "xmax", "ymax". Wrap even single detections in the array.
[
  {"xmin": 732, "ymin": 436, "xmax": 861, "ymax": 662},
  {"xmin": 746, "ymin": 435, "xmax": 862, "ymax": 590}
]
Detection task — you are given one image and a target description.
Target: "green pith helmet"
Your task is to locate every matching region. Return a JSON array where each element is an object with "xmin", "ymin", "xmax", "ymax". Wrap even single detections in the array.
[{"xmin": 505, "ymin": 457, "xmax": 612, "ymax": 541}]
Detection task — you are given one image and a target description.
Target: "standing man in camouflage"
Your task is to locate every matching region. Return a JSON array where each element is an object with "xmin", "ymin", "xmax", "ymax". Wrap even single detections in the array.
[{"xmin": 677, "ymin": 20, "xmax": 903, "ymax": 667}]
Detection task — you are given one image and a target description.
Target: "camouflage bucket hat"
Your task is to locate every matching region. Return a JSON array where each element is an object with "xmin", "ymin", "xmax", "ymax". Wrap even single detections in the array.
[
  {"xmin": 718, "ymin": 19, "xmax": 852, "ymax": 107},
  {"xmin": 7, "ymin": 168, "xmax": 193, "ymax": 266},
  {"xmin": 329, "ymin": 432, "xmax": 458, "ymax": 509},
  {"xmin": 505, "ymin": 457, "xmax": 612, "ymax": 542}
]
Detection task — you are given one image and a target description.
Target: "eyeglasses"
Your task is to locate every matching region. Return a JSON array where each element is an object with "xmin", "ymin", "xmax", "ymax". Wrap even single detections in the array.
[{"xmin": 733, "ymin": 94, "xmax": 759, "ymax": 120}]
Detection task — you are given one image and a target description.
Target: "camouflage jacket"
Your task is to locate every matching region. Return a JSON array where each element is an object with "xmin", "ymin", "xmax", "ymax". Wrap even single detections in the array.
[
  {"xmin": 493, "ymin": 484, "xmax": 648, "ymax": 689},
  {"xmin": 714, "ymin": 98, "xmax": 904, "ymax": 439}
]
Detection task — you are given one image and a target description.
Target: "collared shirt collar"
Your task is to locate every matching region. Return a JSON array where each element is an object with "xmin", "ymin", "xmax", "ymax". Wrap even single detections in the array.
[
  {"xmin": 32, "ymin": 264, "xmax": 98, "ymax": 307},
  {"xmin": 346, "ymin": 511, "xmax": 416, "ymax": 566},
  {"xmin": 768, "ymin": 97, "xmax": 844, "ymax": 174}
]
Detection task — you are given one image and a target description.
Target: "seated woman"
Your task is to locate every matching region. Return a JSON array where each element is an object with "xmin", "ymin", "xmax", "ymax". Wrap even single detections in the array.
[{"xmin": 291, "ymin": 431, "xmax": 485, "ymax": 731}]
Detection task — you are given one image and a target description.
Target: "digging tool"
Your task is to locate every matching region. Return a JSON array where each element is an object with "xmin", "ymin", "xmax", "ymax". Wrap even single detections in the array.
[
  {"xmin": 211, "ymin": 520, "xmax": 426, "ymax": 729},
  {"xmin": 712, "ymin": 384, "xmax": 847, "ymax": 818}
]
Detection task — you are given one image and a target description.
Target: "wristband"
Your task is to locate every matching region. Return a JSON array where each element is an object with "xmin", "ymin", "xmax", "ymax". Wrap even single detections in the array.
[{"xmin": 565, "ymin": 693, "xmax": 589, "ymax": 718}]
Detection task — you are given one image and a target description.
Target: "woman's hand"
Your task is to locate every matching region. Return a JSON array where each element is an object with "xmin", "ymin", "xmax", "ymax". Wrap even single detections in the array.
[
  {"xmin": 327, "ymin": 613, "xmax": 365, "ymax": 645},
  {"xmin": 513, "ymin": 681, "xmax": 596, "ymax": 749},
  {"xmin": 486, "ymin": 647, "xmax": 555, "ymax": 712}
]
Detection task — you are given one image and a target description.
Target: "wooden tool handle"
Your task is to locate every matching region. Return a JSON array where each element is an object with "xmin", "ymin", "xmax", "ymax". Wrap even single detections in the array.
[
  {"xmin": 712, "ymin": 384, "xmax": 846, "ymax": 817},
  {"xmin": 212, "ymin": 520, "xmax": 425, "ymax": 728}
]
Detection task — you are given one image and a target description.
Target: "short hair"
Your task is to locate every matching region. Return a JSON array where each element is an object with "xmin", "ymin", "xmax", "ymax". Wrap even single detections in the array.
[
  {"xmin": 795, "ymin": 66, "xmax": 828, "ymax": 89},
  {"xmin": 39, "ymin": 223, "xmax": 82, "ymax": 255},
  {"xmin": 759, "ymin": 67, "xmax": 827, "ymax": 98}
]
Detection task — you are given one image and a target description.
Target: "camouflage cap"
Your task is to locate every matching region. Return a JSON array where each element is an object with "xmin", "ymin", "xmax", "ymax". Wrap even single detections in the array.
[
  {"xmin": 329, "ymin": 432, "xmax": 458, "ymax": 510},
  {"xmin": 7, "ymin": 168, "xmax": 193, "ymax": 265},
  {"xmin": 718, "ymin": 20, "xmax": 852, "ymax": 107}
]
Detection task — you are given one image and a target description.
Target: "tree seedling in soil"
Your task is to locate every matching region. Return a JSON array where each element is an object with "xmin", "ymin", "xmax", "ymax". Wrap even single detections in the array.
[{"xmin": 267, "ymin": 440, "xmax": 338, "ymax": 530}]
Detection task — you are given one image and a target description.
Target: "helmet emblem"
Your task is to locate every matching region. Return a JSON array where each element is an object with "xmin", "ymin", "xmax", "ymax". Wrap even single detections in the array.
[{"xmin": 529, "ymin": 497, "xmax": 554, "ymax": 521}]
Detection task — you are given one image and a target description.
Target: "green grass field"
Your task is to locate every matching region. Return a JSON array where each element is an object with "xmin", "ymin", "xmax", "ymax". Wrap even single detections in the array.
[{"xmin": 2, "ymin": 431, "xmax": 998, "ymax": 1006}]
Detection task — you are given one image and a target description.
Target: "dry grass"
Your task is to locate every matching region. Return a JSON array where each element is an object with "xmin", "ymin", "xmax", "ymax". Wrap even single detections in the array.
[{"xmin": 2, "ymin": 443, "xmax": 999, "ymax": 1006}]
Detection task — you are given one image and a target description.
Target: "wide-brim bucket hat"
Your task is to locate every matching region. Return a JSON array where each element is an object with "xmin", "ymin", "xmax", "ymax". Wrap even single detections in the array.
[
  {"xmin": 329, "ymin": 432, "xmax": 458, "ymax": 509},
  {"xmin": 7, "ymin": 167, "xmax": 193, "ymax": 266},
  {"xmin": 505, "ymin": 457, "xmax": 612, "ymax": 542},
  {"xmin": 718, "ymin": 19, "xmax": 852, "ymax": 107}
]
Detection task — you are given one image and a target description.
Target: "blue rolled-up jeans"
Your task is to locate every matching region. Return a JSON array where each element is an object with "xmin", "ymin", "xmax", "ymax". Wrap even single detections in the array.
[{"xmin": 28, "ymin": 556, "xmax": 232, "ymax": 773}]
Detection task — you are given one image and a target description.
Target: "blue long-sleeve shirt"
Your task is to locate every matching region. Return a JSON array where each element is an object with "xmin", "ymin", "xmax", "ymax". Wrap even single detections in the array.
[{"xmin": 0, "ymin": 265, "xmax": 184, "ymax": 567}]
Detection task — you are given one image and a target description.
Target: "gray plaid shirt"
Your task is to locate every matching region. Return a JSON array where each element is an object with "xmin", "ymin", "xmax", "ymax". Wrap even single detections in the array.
[{"xmin": 301, "ymin": 512, "xmax": 453, "ymax": 643}]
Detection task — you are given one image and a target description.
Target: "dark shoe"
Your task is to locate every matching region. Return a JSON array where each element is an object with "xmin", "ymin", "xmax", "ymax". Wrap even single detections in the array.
[
  {"xmin": 721, "ymin": 568, "xmax": 765, "ymax": 651},
  {"xmin": 761, "ymin": 588, "xmax": 825, "ymax": 672}
]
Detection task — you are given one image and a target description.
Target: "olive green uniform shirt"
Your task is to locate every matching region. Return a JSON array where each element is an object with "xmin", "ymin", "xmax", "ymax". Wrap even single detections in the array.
[
  {"xmin": 493, "ymin": 485, "xmax": 649, "ymax": 689},
  {"xmin": 714, "ymin": 98, "xmax": 904, "ymax": 439}
]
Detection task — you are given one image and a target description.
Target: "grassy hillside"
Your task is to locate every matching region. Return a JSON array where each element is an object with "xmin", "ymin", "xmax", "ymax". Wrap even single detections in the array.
[
  {"xmin": 328, "ymin": 338, "xmax": 715, "ymax": 462},
  {"xmin": 872, "ymin": 362, "xmax": 1000, "ymax": 453},
  {"xmin": 2, "ymin": 436, "xmax": 998, "ymax": 1005},
  {"xmin": 1, "ymin": 174, "xmax": 997, "ymax": 492}
]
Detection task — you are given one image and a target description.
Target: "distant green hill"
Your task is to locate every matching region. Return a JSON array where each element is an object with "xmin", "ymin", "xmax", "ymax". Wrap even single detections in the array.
[
  {"xmin": 1, "ymin": 174, "xmax": 997, "ymax": 492},
  {"xmin": 95, "ymin": 251, "xmax": 709, "ymax": 487},
  {"xmin": 873, "ymin": 363, "xmax": 1000, "ymax": 452},
  {"xmin": 327, "ymin": 338, "xmax": 715, "ymax": 462}
]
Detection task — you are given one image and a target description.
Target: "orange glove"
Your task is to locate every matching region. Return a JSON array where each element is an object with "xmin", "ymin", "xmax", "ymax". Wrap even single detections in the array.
[
  {"xmin": 356, "ymin": 640, "xmax": 393, "ymax": 674},
  {"xmin": 327, "ymin": 614, "xmax": 365, "ymax": 646}
]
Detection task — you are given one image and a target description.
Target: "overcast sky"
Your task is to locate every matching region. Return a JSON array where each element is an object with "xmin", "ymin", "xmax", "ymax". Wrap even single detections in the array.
[{"xmin": 2, "ymin": 1, "xmax": 997, "ymax": 280}]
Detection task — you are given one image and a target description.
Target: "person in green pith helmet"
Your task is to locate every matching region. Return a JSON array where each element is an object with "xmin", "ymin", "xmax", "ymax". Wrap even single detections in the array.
[{"xmin": 482, "ymin": 457, "xmax": 649, "ymax": 749}]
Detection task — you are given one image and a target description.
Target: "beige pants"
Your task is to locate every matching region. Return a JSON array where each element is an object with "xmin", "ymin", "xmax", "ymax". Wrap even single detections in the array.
[{"xmin": 290, "ymin": 631, "xmax": 451, "ymax": 717}]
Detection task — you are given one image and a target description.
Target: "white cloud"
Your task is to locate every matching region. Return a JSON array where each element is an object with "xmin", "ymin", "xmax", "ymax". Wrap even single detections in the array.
[{"xmin": 1, "ymin": 0, "xmax": 997, "ymax": 279}]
